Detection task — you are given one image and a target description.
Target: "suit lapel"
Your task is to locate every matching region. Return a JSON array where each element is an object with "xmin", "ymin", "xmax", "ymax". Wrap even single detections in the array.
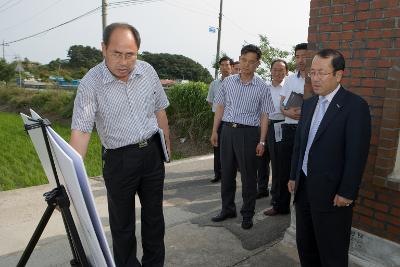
[{"xmin": 312, "ymin": 86, "xmax": 346, "ymax": 145}]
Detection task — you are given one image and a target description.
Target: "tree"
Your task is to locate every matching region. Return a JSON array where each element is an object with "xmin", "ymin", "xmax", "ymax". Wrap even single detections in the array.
[
  {"xmin": 67, "ymin": 45, "xmax": 103, "ymax": 69},
  {"xmin": 256, "ymin": 35, "xmax": 295, "ymax": 80},
  {"xmin": 0, "ymin": 59, "xmax": 15, "ymax": 84},
  {"xmin": 140, "ymin": 52, "xmax": 213, "ymax": 83}
]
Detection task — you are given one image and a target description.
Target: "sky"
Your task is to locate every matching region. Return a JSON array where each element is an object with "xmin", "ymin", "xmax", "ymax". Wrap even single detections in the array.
[{"xmin": 0, "ymin": 0, "xmax": 310, "ymax": 74}]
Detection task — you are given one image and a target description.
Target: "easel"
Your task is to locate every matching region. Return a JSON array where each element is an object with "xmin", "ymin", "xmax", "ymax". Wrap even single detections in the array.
[{"xmin": 17, "ymin": 118, "xmax": 89, "ymax": 267}]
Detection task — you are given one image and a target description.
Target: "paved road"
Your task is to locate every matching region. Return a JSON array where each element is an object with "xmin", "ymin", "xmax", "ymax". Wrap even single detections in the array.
[{"xmin": 0, "ymin": 155, "xmax": 302, "ymax": 266}]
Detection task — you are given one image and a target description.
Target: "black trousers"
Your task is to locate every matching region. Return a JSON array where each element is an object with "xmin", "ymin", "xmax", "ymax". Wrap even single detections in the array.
[
  {"xmin": 256, "ymin": 130, "xmax": 270, "ymax": 193},
  {"xmin": 103, "ymin": 138, "xmax": 165, "ymax": 267},
  {"xmin": 220, "ymin": 124, "xmax": 259, "ymax": 218},
  {"xmin": 266, "ymin": 120, "xmax": 284, "ymax": 204},
  {"xmin": 270, "ymin": 123, "xmax": 296, "ymax": 213},
  {"xmin": 295, "ymin": 172, "xmax": 353, "ymax": 267},
  {"xmin": 213, "ymin": 124, "xmax": 222, "ymax": 179}
]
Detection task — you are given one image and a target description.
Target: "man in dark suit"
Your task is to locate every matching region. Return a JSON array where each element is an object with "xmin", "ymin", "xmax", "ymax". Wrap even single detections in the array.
[{"xmin": 288, "ymin": 49, "xmax": 371, "ymax": 267}]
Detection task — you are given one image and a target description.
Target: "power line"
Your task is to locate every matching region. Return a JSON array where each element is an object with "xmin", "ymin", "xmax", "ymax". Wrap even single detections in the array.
[
  {"xmin": 1, "ymin": 0, "xmax": 161, "ymax": 46},
  {"xmin": 2, "ymin": 6, "xmax": 101, "ymax": 45},
  {"xmin": 0, "ymin": 0, "xmax": 63, "ymax": 34},
  {"xmin": 162, "ymin": 0, "xmax": 215, "ymax": 18},
  {"xmin": 0, "ymin": 0, "xmax": 23, "ymax": 14}
]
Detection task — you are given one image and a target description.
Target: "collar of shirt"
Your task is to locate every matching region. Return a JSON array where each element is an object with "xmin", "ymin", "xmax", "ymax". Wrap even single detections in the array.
[
  {"xmin": 296, "ymin": 70, "xmax": 305, "ymax": 80},
  {"xmin": 101, "ymin": 60, "xmax": 145, "ymax": 84},
  {"xmin": 237, "ymin": 73, "xmax": 257, "ymax": 85},
  {"xmin": 321, "ymin": 84, "xmax": 341, "ymax": 103},
  {"xmin": 270, "ymin": 79, "xmax": 285, "ymax": 88}
]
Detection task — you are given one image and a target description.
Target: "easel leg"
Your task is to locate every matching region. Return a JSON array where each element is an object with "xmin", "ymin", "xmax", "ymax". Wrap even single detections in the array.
[{"xmin": 17, "ymin": 204, "xmax": 56, "ymax": 267}]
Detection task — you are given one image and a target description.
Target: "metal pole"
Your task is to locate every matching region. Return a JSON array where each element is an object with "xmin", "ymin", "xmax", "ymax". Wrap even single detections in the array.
[
  {"xmin": 102, "ymin": 0, "xmax": 107, "ymax": 32},
  {"xmin": 214, "ymin": 0, "xmax": 223, "ymax": 79},
  {"xmin": 2, "ymin": 40, "xmax": 5, "ymax": 60}
]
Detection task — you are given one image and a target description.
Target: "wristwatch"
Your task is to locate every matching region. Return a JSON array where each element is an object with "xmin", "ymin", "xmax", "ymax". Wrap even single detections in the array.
[{"xmin": 259, "ymin": 141, "xmax": 265, "ymax": 146}]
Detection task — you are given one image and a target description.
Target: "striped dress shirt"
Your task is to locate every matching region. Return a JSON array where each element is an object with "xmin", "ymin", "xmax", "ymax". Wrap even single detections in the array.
[
  {"xmin": 71, "ymin": 60, "xmax": 169, "ymax": 149},
  {"xmin": 214, "ymin": 74, "xmax": 275, "ymax": 126}
]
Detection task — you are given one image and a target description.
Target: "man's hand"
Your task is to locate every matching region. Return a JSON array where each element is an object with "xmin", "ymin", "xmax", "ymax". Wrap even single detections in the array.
[
  {"xmin": 284, "ymin": 107, "xmax": 301, "ymax": 120},
  {"xmin": 333, "ymin": 194, "xmax": 353, "ymax": 207},
  {"xmin": 210, "ymin": 131, "xmax": 218, "ymax": 147},
  {"xmin": 256, "ymin": 143, "xmax": 264, "ymax": 156},
  {"xmin": 288, "ymin": 180, "xmax": 296, "ymax": 193}
]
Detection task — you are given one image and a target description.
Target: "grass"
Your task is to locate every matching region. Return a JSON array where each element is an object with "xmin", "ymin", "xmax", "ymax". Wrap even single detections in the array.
[{"xmin": 0, "ymin": 112, "xmax": 102, "ymax": 191}]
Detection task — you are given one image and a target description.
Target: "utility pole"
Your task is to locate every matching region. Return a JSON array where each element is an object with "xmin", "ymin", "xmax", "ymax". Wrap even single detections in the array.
[
  {"xmin": 214, "ymin": 0, "xmax": 223, "ymax": 79},
  {"xmin": 102, "ymin": 0, "xmax": 107, "ymax": 32},
  {"xmin": 2, "ymin": 40, "xmax": 9, "ymax": 60}
]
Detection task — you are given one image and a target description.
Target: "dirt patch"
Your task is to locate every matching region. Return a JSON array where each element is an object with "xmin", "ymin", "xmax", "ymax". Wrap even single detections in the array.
[{"xmin": 170, "ymin": 128, "xmax": 213, "ymax": 158}]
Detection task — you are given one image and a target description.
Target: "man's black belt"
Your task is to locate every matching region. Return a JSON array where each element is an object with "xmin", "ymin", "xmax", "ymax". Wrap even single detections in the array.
[
  {"xmin": 223, "ymin": 122, "xmax": 256, "ymax": 128},
  {"xmin": 109, "ymin": 134, "xmax": 157, "ymax": 151},
  {"xmin": 269, "ymin": 119, "xmax": 284, "ymax": 125}
]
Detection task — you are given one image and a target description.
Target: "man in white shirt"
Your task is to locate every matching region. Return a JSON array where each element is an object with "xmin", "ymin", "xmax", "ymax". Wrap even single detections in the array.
[
  {"xmin": 257, "ymin": 59, "xmax": 288, "ymax": 204},
  {"xmin": 264, "ymin": 43, "xmax": 307, "ymax": 216},
  {"xmin": 207, "ymin": 56, "xmax": 233, "ymax": 182}
]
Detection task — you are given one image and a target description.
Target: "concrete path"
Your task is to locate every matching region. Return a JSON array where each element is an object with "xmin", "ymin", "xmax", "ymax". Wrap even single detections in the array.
[{"xmin": 0, "ymin": 155, "xmax": 349, "ymax": 266}]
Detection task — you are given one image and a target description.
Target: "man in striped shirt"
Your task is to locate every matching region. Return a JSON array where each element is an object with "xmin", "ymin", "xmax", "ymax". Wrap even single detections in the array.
[
  {"xmin": 210, "ymin": 44, "xmax": 274, "ymax": 229},
  {"xmin": 70, "ymin": 23, "xmax": 170, "ymax": 267}
]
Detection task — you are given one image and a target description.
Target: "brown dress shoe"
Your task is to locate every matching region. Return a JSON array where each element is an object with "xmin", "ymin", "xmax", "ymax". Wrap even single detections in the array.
[{"xmin": 263, "ymin": 208, "xmax": 279, "ymax": 216}]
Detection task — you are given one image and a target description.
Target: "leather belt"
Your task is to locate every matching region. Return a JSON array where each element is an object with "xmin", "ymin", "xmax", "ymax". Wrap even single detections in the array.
[
  {"xmin": 224, "ymin": 122, "xmax": 256, "ymax": 128},
  {"xmin": 110, "ymin": 134, "xmax": 157, "ymax": 151}
]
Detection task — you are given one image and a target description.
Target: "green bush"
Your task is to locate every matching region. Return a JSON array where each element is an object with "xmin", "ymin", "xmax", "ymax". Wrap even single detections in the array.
[
  {"xmin": 166, "ymin": 82, "xmax": 213, "ymax": 141},
  {"xmin": 0, "ymin": 86, "xmax": 75, "ymax": 119}
]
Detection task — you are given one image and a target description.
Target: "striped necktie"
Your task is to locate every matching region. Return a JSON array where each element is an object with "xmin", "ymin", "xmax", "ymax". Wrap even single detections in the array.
[{"xmin": 302, "ymin": 97, "xmax": 329, "ymax": 176}]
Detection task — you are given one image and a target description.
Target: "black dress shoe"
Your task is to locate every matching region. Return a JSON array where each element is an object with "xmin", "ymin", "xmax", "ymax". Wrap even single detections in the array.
[
  {"xmin": 211, "ymin": 211, "xmax": 237, "ymax": 222},
  {"xmin": 210, "ymin": 177, "xmax": 221, "ymax": 183},
  {"xmin": 263, "ymin": 208, "xmax": 279, "ymax": 216},
  {"xmin": 256, "ymin": 190, "xmax": 269, "ymax": 199},
  {"xmin": 241, "ymin": 217, "xmax": 253, "ymax": 229}
]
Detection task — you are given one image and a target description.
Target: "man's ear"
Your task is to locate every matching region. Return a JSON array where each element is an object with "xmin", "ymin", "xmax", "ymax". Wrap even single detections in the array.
[{"xmin": 335, "ymin": 70, "xmax": 344, "ymax": 82}]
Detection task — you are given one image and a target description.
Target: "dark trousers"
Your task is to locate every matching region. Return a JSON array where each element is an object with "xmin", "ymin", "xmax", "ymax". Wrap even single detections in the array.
[
  {"xmin": 103, "ymin": 138, "xmax": 165, "ymax": 267},
  {"xmin": 257, "ymin": 133, "xmax": 270, "ymax": 193},
  {"xmin": 295, "ymin": 172, "xmax": 353, "ymax": 267},
  {"xmin": 266, "ymin": 120, "xmax": 284, "ymax": 204},
  {"xmin": 213, "ymin": 124, "xmax": 222, "ymax": 179},
  {"xmin": 220, "ymin": 124, "xmax": 259, "ymax": 218},
  {"xmin": 271, "ymin": 123, "xmax": 296, "ymax": 213}
]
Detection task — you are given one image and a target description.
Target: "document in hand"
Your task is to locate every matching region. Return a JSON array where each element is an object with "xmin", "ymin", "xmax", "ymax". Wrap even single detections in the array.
[
  {"xmin": 285, "ymin": 91, "xmax": 304, "ymax": 109},
  {"xmin": 158, "ymin": 128, "xmax": 170, "ymax": 163}
]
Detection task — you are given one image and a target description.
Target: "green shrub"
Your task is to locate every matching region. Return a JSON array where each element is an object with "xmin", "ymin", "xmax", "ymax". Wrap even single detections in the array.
[
  {"xmin": 0, "ymin": 86, "xmax": 75, "ymax": 119},
  {"xmin": 166, "ymin": 82, "xmax": 213, "ymax": 141}
]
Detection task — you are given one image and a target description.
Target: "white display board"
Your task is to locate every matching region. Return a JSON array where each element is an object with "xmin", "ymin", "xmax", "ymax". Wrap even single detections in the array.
[{"xmin": 21, "ymin": 110, "xmax": 115, "ymax": 267}]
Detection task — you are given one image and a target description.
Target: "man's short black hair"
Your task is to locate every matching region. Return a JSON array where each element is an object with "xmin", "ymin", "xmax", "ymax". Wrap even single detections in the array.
[
  {"xmin": 294, "ymin": 43, "xmax": 307, "ymax": 56},
  {"xmin": 233, "ymin": 61, "xmax": 240, "ymax": 65},
  {"xmin": 103, "ymin": 23, "xmax": 141, "ymax": 48},
  {"xmin": 271, "ymin": 59, "xmax": 288, "ymax": 71},
  {"xmin": 316, "ymin": 49, "xmax": 345, "ymax": 73},
  {"xmin": 241, "ymin": 44, "xmax": 262, "ymax": 60},
  {"xmin": 219, "ymin": 56, "xmax": 234, "ymax": 66}
]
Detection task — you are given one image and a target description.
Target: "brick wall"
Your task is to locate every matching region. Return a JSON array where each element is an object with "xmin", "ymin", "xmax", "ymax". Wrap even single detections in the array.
[{"xmin": 307, "ymin": 0, "xmax": 400, "ymax": 243}]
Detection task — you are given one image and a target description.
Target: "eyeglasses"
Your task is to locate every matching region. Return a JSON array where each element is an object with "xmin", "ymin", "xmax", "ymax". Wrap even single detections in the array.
[
  {"xmin": 110, "ymin": 52, "xmax": 137, "ymax": 61},
  {"xmin": 239, "ymin": 58, "xmax": 258, "ymax": 66},
  {"xmin": 307, "ymin": 71, "xmax": 333, "ymax": 78}
]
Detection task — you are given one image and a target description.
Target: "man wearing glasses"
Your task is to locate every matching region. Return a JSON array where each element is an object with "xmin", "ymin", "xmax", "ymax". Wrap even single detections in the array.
[
  {"xmin": 288, "ymin": 49, "xmax": 370, "ymax": 267},
  {"xmin": 210, "ymin": 44, "xmax": 274, "ymax": 229},
  {"xmin": 264, "ymin": 43, "xmax": 308, "ymax": 216},
  {"xmin": 70, "ymin": 23, "xmax": 170, "ymax": 267}
]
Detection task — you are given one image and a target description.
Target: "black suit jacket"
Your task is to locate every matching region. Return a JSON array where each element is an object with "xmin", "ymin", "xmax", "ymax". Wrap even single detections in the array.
[{"xmin": 290, "ymin": 86, "xmax": 371, "ymax": 211}]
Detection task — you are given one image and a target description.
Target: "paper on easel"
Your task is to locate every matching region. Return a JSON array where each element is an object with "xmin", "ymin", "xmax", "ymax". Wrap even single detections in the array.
[
  {"xmin": 274, "ymin": 122, "xmax": 284, "ymax": 142},
  {"xmin": 158, "ymin": 128, "xmax": 170, "ymax": 163}
]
